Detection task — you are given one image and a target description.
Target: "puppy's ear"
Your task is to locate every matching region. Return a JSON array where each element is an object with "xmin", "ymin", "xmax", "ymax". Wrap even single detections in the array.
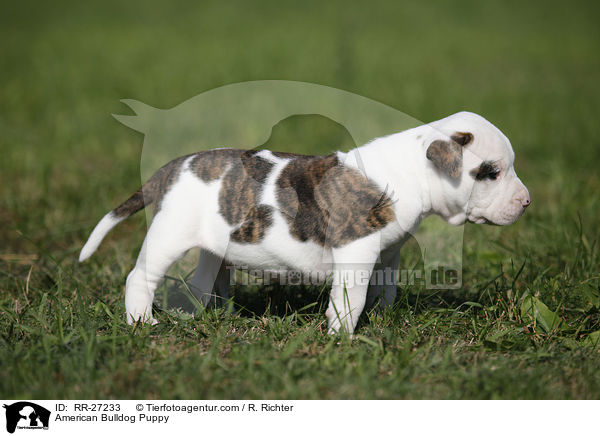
[
  {"xmin": 450, "ymin": 132, "xmax": 473, "ymax": 146},
  {"xmin": 426, "ymin": 139, "xmax": 463, "ymax": 179},
  {"xmin": 426, "ymin": 132, "xmax": 473, "ymax": 179}
]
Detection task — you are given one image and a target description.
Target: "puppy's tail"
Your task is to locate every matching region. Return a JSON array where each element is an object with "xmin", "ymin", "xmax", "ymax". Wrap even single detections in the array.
[
  {"xmin": 79, "ymin": 155, "xmax": 191, "ymax": 262},
  {"xmin": 78, "ymin": 187, "xmax": 148, "ymax": 262},
  {"xmin": 79, "ymin": 154, "xmax": 191, "ymax": 262}
]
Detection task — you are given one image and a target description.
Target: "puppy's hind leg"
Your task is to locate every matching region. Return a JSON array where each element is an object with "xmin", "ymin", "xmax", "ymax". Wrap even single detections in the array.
[
  {"xmin": 125, "ymin": 211, "xmax": 199, "ymax": 325},
  {"xmin": 366, "ymin": 248, "xmax": 401, "ymax": 311},
  {"xmin": 189, "ymin": 249, "xmax": 231, "ymax": 308}
]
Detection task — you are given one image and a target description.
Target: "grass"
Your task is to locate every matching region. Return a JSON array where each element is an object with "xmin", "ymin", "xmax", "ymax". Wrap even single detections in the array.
[{"xmin": 1, "ymin": 0, "xmax": 599, "ymax": 399}]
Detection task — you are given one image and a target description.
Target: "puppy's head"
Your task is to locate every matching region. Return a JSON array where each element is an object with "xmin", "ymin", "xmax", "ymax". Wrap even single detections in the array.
[{"xmin": 425, "ymin": 111, "xmax": 530, "ymax": 226}]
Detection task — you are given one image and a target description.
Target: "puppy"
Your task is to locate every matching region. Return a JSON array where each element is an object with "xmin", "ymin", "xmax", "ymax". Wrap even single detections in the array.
[{"xmin": 80, "ymin": 111, "xmax": 530, "ymax": 334}]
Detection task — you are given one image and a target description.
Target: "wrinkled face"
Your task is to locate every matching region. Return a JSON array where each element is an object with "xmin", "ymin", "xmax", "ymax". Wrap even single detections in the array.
[
  {"xmin": 426, "ymin": 112, "xmax": 530, "ymax": 226},
  {"xmin": 463, "ymin": 138, "xmax": 530, "ymax": 225}
]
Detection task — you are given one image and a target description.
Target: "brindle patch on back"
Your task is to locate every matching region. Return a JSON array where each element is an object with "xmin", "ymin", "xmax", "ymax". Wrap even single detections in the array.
[
  {"xmin": 276, "ymin": 154, "xmax": 395, "ymax": 247},
  {"xmin": 270, "ymin": 151, "xmax": 307, "ymax": 159},
  {"xmin": 113, "ymin": 148, "xmax": 245, "ymax": 219},
  {"xmin": 230, "ymin": 204, "xmax": 273, "ymax": 243},
  {"xmin": 190, "ymin": 148, "xmax": 244, "ymax": 182},
  {"xmin": 218, "ymin": 150, "xmax": 275, "ymax": 244}
]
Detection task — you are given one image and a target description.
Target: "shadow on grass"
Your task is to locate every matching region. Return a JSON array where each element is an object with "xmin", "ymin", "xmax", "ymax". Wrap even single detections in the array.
[{"xmin": 156, "ymin": 276, "xmax": 505, "ymax": 322}]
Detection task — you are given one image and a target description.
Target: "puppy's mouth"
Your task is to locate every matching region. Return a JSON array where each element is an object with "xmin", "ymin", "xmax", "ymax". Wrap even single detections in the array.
[
  {"xmin": 469, "ymin": 210, "xmax": 526, "ymax": 226},
  {"xmin": 467, "ymin": 215, "xmax": 499, "ymax": 226},
  {"xmin": 467, "ymin": 215, "xmax": 489, "ymax": 225}
]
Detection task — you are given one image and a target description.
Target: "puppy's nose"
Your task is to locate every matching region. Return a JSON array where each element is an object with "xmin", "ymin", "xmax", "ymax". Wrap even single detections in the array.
[{"xmin": 517, "ymin": 195, "xmax": 531, "ymax": 208}]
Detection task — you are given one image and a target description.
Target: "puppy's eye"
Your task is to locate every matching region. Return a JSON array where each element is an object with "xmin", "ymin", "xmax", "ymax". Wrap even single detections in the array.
[
  {"xmin": 486, "ymin": 171, "xmax": 499, "ymax": 180},
  {"xmin": 471, "ymin": 161, "xmax": 500, "ymax": 181}
]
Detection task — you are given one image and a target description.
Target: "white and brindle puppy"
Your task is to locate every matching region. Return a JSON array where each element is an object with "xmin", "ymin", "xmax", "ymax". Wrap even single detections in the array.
[{"xmin": 79, "ymin": 111, "xmax": 530, "ymax": 334}]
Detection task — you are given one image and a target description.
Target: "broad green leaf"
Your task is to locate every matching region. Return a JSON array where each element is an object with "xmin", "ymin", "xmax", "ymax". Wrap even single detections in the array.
[
  {"xmin": 520, "ymin": 295, "xmax": 561, "ymax": 332},
  {"xmin": 583, "ymin": 330, "xmax": 600, "ymax": 348}
]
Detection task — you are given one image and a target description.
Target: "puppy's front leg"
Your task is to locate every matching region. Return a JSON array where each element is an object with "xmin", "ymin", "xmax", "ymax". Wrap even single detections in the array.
[{"xmin": 326, "ymin": 236, "xmax": 381, "ymax": 335}]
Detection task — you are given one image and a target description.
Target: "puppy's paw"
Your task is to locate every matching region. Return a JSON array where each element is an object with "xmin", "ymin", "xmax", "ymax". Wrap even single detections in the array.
[{"xmin": 126, "ymin": 312, "xmax": 158, "ymax": 326}]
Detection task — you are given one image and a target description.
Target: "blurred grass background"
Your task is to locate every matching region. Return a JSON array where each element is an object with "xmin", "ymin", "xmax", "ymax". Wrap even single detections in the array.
[{"xmin": 1, "ymin": 0, "xmax": 599, "ymax": 399}]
